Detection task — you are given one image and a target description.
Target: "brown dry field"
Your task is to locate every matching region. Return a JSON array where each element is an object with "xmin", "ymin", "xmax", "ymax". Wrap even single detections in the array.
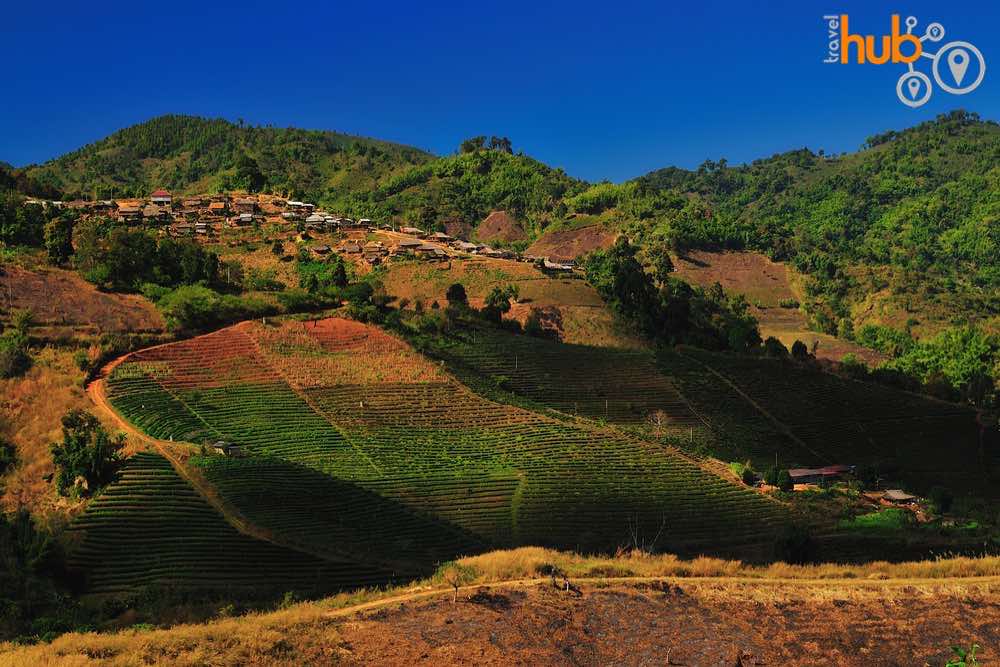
[
  {"xmin": 525, "ymin": 224, "xmax": 617, "ymax": 262},
  {"xmin": 0, "ymin": 267, "xmax": 164, "ymax": 335},
  {"xmin": 475, "ymin": 210, "xmax": 527, "ymax": 243},
  {"xmin": 382, "ymin": 259, "xmax": 645, "ymax": 348},
  {"xmin": 673, "ymin": 251, "xmax": 882, "ymax": 364},
  {"xmin": 4, "ymin": 577, "xmax": 996, "ymax": 666}
]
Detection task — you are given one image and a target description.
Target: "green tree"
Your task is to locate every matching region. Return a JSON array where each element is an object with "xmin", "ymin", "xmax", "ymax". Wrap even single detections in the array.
[
  {"xmin": 446, "ymin": 283, "xmax": 468, "ymax": 307},
  {"xmin": 459, "ymin": 136, "xmax": 486, "ymax": 153},
  {"xmin": 43, "ymin": 215, "xmax": 75, "ymax": 266},
  {"xmin": 50, "ymin": 410, "xmax": 126, "ymax": 497},
  {"xmin": 482, "ymin": 284, "xmax": 518, "ymax": 324}
]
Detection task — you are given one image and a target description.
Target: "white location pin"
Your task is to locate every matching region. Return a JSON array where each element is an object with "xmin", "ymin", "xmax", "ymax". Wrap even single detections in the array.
[
  {"xmin": 948, "ymin": 49, "xmax": 970, "ymax": 86},
  {"xmin": 907, "ymin": 77, "xmax": 921, "ymax": 99}
]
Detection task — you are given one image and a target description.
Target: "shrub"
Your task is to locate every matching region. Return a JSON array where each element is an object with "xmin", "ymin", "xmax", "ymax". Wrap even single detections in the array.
[
  {"xmin": 778, "ymin": 298, "xmax": 800, "ymax": 309},
  {"xmin": 157, "ymin": 285, "xmax": 277, "ymax": 332},
  {"xmin": 446, "ymin": 283, "xmax": 468, "ymax": 307},
  {"xmin": 790, "ymin": 339, "xmax": 810, "ymax": 361},
  {"xmin": 0, "ymin": 330, "xmax": 31, "ymax": 379},
  {"xmin": 776, "ymin": 469, "xmax": 793, "ymax": 491},
  {"xmin": 763, "ymin": 336, "xmax": 788, "ymax": 358}
]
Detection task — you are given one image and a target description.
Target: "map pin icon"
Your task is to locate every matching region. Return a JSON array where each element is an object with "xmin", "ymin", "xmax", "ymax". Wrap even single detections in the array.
[
  {"xmin": 907, "ymin": 77, "xmax": 921, "ymax": 99},
  {"xmin": 948, "ymin": 49, "xmax": 970, "ymax": 86}
]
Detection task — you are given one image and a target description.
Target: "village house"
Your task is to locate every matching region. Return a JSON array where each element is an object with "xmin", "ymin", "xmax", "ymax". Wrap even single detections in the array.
[
  {"xmin": 150, "ymin": 189, "xmax": 172, "ymax": 206},
  {"xmin": 400, "ymin": 226, "xmax": 427, "ymax": 238},
  {"xmin": 234, "ymin": 197, "xmax": 258, "ymax": 213},
  {"xmin": 208, "ymin": 201, "xmax": 228, "ymax": 216},
  {"xmin": 116, "ymin": 204, "xmax": 142, "ymax": 224},
  {"xmin": 453, "ymin": 241, "xmax": 481, "ymax": 253},
  {"xmin": 210, "ymin": 441, "xmax": 245, "ymax": 457},
  {"xmin": 340, "ymin": 243, "xmax": 363, "ymax": 254},
  {"xmin": 311, "ymin": 245, "xmax": 332, "ymax": 255},
  {"xmin": 787, "ymin": 465, "xmax": 852, "ymax": 486},
  {"xmin": 542, "ymin": 258, "xmax": 575, "ymax": 273},
  {"xmin": 430, "ymin": 231, "xmax": 454, "ymax": 242}
]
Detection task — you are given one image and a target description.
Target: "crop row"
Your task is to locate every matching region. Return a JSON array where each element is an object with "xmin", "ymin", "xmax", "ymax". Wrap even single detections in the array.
[
  {"xmin": 69, "ymin": 453, "xmax": 394, "ymax": 595},
  {"xmin": 430, "ymin": 328, "xmax": 704, "ymax": 427}
]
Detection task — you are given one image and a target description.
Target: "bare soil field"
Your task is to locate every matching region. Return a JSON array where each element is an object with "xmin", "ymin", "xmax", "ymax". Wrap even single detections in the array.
[
  {"xmin": 0, "ymin": 267, "xmax": 164, "ymax": 336},
  {"xmin": 6, "ymin": 577, "xmax": 995, "ymax": 666},
  {"xmin": 674, "ymin": 251, "xmax": 882, "ymax": 364},
  {"xmin": 525, "ymin": 225, "xmax": 617, "ymax": 262},
  {"xmin": 475, "ymin": 210, "xmax": 527, "ymax": 243}
]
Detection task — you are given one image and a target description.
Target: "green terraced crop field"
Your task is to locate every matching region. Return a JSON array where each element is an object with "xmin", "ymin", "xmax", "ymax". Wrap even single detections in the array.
[
  {"xmin": 98, "ymin": 318, "xmax": 786, "ymax": 579},
  {"xmin": 69, "ymin": 453, "xmax": 394, "ymax": 596}
]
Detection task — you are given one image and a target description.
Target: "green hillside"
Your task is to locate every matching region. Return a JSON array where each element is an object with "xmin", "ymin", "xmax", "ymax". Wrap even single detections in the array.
[
  {"xmin": 327, "ymin": 147, "xmax": 586, "ymax": 235},
  {"xmin": 628, "ymin": 110, "xmax": 999, "ymax": 338},
  {"xmin": 20, "ymin": 114, "xmax": 433, "ymax": 201},
  {"xmin": 407, "ymin": 323, "xmax": 991, "ymax": 497}
]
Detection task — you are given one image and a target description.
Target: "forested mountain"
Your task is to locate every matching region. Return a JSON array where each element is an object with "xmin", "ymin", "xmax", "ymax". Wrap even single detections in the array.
[
  {"xmin": 612, "ymin": 110, "xmax": 998, "ymax": 339},
  {"xmin": 19, "ymin": 115, "xmax": 433, "ymax": 201}
]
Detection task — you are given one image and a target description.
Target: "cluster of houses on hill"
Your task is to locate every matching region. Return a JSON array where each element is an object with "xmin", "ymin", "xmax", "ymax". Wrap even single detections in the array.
[{"xmin": 30, "ymin": 190, "xmax": 579, "ymax": 272}]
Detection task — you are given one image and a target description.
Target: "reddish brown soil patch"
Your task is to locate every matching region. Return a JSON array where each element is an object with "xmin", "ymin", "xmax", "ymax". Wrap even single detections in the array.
[
  {"xmin": 443, "ymin": 219, "xmax": 473, "ymax": 240},
  {"xmin": 0, "ymin": 267, "xmax": 164, "ymax": 335},
  {"xmin": 331, "ymin": 581, "xmax": 999, "ymax": 666},
  {"xmin": 674, "ymin": 251, "xmax": 882, "ymax": 364},
  {"xmin": 475, "ymin": 210, "xmax": 526, "ymax": 244},
  {"xmin": 526, "ymin": 225, "xmax": 617, "ymax": 262}
]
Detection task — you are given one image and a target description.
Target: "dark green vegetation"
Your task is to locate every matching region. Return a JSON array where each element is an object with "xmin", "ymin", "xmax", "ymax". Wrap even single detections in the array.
[
  {"xmin": 0, "ymin": 310, "xmax": 33, "ymax": 379},
  {"xmin": 69, "ymin": 452, "xmax": 394, "ymax": 596},
  {"xmin": 19, "ymin": 115, "xmax": 431, "ymax": 200},
  {"xmin": 49, "ymin": 410, "xmax": 126, "ymax": 498},
  {"xmin": 584, "ymin": 237, "xmax": 761, "ymax": 352}
]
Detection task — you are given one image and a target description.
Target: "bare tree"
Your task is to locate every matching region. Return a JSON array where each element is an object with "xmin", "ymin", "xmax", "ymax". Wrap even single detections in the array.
[{"xmin": 647, "ymin": 409, "xmax": 668, "ymax": 438}]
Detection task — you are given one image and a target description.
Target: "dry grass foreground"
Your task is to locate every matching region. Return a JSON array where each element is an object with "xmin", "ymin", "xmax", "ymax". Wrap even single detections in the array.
[{"xmin": 4, "ymin": 547, "xmax": 998, "ymax": 666}]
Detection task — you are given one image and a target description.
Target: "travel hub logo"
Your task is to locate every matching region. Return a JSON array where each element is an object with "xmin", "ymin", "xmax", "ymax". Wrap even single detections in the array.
[{"xmin": 823, "ymin": 14, "xmax": 985, "ymax": 108}]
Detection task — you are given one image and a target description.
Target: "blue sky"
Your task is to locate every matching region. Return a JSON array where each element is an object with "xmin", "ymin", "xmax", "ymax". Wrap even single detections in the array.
[{"xmin": 2, "ymin": 0, "xmax": 997, "ymax": 182}]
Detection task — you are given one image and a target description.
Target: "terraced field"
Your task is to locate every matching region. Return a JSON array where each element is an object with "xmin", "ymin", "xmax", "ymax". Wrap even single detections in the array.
[
  {"xmin": 409, "ymin": 326, "xmax": 988, "ymax": 496},
  {"xmin": 101, "ymin": 318, "xmax": 785, "ymax": 568},
  {"xmin": 678, "ymin": 349, "xmax": 987, "ymax": 495},
  {"xmin": 69, "ymin": 453, "xmax": 394, "ymax": 596},
  {"xmin": 417, "ymin": 327, "xmax": 705, "ymax": 430}
]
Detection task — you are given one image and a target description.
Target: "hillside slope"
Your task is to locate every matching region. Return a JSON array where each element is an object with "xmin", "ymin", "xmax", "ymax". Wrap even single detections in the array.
[
  {"xmin": 96, "ymin": 318, "xmax": 786, "ymax": 571},
  {"xmin": 632, "ymin": 110, "xmax": 1000, "ymax": 337},
  {"xmin": 409, "ymin": 324, "xmax": 989, "ymax": 497},
  {"xmin": 20, "ymin": 115, "xmax": 432, "ymax": 201}
]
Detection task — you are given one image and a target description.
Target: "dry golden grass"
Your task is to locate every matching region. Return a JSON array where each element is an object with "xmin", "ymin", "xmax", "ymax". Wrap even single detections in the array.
[
  {"xmin": 6, "ymin": 547, "xmax": 998, "ymax": 666},
  {"xmin": 0, "ymin": 347, "xmax": 144, "ymax": 520}
]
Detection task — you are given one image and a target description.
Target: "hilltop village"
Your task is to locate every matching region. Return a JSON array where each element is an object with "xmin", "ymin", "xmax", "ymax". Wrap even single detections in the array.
[{"xmin": 24, "ymin": 190, "xmax": 577, "ymax": 272}]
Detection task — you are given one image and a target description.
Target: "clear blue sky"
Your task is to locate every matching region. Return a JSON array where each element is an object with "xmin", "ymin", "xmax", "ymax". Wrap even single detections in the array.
[{"xmin": 2, "ymin": 0, "xmax": 997, "ymax": 182}]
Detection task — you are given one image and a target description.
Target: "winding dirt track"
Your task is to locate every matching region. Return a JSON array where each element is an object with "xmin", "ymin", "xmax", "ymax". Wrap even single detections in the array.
[{"xmin": 85, "ymin": 355, "xmax": 289, "ymax": 549}]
